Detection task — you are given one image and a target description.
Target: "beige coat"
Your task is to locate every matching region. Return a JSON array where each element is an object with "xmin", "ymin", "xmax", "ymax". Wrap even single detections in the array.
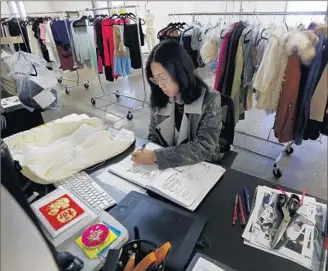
[{"xmin": 310, "ymin": 64, "xmax": 328, "ymax": 122}]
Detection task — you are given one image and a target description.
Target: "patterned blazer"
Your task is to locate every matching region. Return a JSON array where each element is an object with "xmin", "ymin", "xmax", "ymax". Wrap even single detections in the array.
[{"xmin": 148, "ymin": 87, "xmax": 222, "ymax": 170}]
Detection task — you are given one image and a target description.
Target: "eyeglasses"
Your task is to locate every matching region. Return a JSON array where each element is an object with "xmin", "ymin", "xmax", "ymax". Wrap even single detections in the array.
[{"xmin": 149, "ymin": 74, "xmax": 171, "ymax": 86}]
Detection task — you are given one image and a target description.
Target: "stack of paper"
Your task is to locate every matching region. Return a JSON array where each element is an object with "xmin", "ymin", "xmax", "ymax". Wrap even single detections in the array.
[{"xmin": 242, "ymin": 186, "xmax": 327, "ymax": 271}]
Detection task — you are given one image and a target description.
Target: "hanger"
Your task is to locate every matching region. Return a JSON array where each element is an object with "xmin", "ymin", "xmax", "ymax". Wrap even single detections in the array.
[
  {"xmin": 157, "ymin": 23, "xmax": 174, "ymax": 39},
  {"xmin": 73, "ymin": 15, "xmax": 87, "ymax": 27}
]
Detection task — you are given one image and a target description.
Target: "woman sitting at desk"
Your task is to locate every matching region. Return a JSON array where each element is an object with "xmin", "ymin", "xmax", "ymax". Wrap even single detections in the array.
[{"xmin": 132, "ymin": 40, "xmax": 222, "ymax": 170}]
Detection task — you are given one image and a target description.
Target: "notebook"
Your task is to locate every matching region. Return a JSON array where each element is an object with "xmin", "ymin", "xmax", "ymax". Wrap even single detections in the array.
[
  {"xmin": 108, "ymin": 142, "xmax": 226, "ymax": 211},
  {"xmin": 31, "ymin": 189, "xmax": 100, "ymax": 239}
]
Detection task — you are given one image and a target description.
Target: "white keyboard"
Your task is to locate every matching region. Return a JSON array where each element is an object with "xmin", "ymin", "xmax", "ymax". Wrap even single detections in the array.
[{"xmin": 57, "ymin": 172, "xmax": 116, "ymax": 210}]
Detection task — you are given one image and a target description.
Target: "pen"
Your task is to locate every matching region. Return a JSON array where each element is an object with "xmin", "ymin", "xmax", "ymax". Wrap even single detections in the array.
[
  {"xmin": 138, "ymin": 144, "xmax": 146, "ymax": 151},
  {"xmin": 238, "ymin": 194, "xmax": 246, "ymax": 228},
  {"xmin": 243, "ymin": 186, "xmax": 251, "ymax": 215},
  {"xmin": 232, "ymin": 194, "xmax": 238, "ymax": 226}
]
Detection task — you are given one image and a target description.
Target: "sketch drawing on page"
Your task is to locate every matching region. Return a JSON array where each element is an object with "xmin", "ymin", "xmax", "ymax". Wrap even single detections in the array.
[
  {"xmin": 162, "ymin": 172, "xmax": 191, "ymax": 201},
  {"xmin": 114, "ymin": 128, "xmax": 135, "ymax": 142},
  {"xmin": 126, "ymin": 166, "xmax": 160, "ymax": 183},
  {"xmin": 179, "ymin": 163, "xmax": 211, "ymax": 181}
]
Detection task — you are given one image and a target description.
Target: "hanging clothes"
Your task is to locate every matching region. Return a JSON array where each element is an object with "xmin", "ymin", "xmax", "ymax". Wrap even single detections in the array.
[
  {"xmin": 253, "ymin": 26, "xmax": 288, "ymax": 112},
  {"xmin": 303, "ymin": 27, "xmax": 328, "ymax": 141},
  {"xmin": 221, "ymin": 22, "xmax": 245, "ymax": 96},
  {"xmin": 45, "ymin": 21, "xmax": 59, "ymax": 63},
  {"xmin": 31, "ymin": 20, "xmax": 51, "ymax": 62},
  {"xmin": 93, "ymin": 18, "xmax": 104, "ymax": 74},
  {"xmin": 26, "ymin": 24, "xmax": 43, "ymax": 58},
  {"xmin": 7, "ymin": 20, "xmax": 31, "ymax": 53},
  {"xmin": 113, "ymin": 25, "xmax": 132, "ymax": 77},
  {"xmin": 274, "ymin": 30, "xmax": 319, "ymax": 143},
  {"xmin": 86, "ymin": 24, "xmax": 98, "ymax": 75},
  {"xmin": 293, "ymin": 27, "xmax": 326, "ymax": 145},
  {"xmin": 50, "ymin": 20, "xmax": 74, "ymax": 71},
  {"xmin": 70, "ymin": 22, "xmax": 91, "ymax": 68},
  {"xmin": 214, "ymin": 23, "xmax": 236, "ymax": 91},
  {"xmin": 123, "ymin": 19, "xmax": 144, "ymax": 69}
]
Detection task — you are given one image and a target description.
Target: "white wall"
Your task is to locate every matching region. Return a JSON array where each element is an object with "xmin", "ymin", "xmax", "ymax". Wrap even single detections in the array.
[
  {"xmin": 24, "ymin": 1, "xmax": 52, "ymax": 14},
  {"xmin": 1, "ymin": 1, "xmax": 11, "ymax": 15},
  {"xmin": 50, "ymin": 1, "xmax": 93, "ymax": 12}
]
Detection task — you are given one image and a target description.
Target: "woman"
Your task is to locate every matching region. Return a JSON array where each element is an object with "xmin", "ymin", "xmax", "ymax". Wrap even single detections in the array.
[{"xmin": 132, "ymin": 40, "xmax": 222, "ymax": 170}]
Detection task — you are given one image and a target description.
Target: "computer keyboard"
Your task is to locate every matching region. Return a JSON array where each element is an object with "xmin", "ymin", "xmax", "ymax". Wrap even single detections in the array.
[{"xmin": 57, "ymin": 171, "xmax": 116, "ymax": 210}]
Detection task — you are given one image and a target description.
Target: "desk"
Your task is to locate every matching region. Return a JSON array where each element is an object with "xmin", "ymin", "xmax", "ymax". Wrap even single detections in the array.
[
  {"xmin": 19, "ymin": 128, "xmax": 325, "ymax": 271},
  {"xmin": 102, "ymin": 168, "xmax": 327, "ymax": 271}
]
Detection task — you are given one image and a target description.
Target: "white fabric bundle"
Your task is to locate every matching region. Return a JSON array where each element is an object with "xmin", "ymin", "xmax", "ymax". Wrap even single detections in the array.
[{"xmin": 4, "ymin": 115, "xmax": 135, "ymax": 184}]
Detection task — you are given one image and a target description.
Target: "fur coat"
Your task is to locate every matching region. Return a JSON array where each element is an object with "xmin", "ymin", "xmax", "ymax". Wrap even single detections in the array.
[
  {"xmin": 253, "ymin": 26, "xmax": 319, "ymax": 113},
  {"xmin": 274, "ymin": 30, "xmax": 318, "ymax": 143}
]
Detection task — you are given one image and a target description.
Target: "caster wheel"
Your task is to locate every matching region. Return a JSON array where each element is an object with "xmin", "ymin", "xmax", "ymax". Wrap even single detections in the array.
[
  {"xmin": 84, "ymin": 83, "xmax": 89, "ymax": 89},
  {"xmin": 115, "ymin": 91, "xmax": 120, "ymax": 99},
  {"xmin": 285, "ymin": 147, "xmax": 294, "ymax": 155},
  {"xmin": 91, "ymin": 98, "xmax": 96, "ymax": 105},
  {"xmin": 65, "ymin": 87, "xmax": 70, "ymax": 94},
  {"xmin": 126, "ymin": 112, "xmax": 133, "ymax": 120},
  {"xmin": 57, "ymin": 78, "xmax": 62, "ymax": 83},
  {"xmin": 273, "ymin": 167, "xmax": 283, "ymax": 179}
]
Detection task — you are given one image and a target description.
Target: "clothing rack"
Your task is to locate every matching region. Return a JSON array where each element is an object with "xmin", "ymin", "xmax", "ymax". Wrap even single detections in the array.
[
  {"xmin": 83, "ymin": 5, "xmax": 148, "ymax": 120},
  {"xmin": 1, "ymin": 13, "xmax": 29, "ymax": 50},
  {"xmin": 168, "ymin": 9, "xmax": 328, "ymax": 179},
  {"xmin": 169, "ymin": 11, "xmax": 328, "ymax": 16},
  {"xmin": 25, "ymin": 10, "xmax": 90, "ymax": 94}
]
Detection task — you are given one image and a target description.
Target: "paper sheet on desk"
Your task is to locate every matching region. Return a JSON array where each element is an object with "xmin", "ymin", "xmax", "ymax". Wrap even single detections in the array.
[
  {"xmin": 96, "ymin": 171, "xmax": 146, "ymax": 194},
  {"xmin": 192, "ymin": 258, "xmax": 226, "ymax": 271},
  {"xmin": 114, "ymin": 128, "xmax": 136, "ymax": 142},
  {"xmin": 242, "ymin": 185, "xmax": 327, "ymax": 271}
]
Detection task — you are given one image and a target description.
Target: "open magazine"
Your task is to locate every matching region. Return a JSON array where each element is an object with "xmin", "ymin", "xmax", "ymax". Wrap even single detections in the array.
[{"xmin": 242, "ymin": 186, "xmax": 327, "ymax": 271}]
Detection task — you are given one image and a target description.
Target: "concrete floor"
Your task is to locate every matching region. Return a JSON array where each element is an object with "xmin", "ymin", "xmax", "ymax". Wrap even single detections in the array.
[{"xmin": 42, "ymin": 67, "xmax": 328, "ymax": 200}]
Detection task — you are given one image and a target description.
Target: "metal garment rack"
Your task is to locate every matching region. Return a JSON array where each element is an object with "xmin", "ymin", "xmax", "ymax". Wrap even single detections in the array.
[
  {"xmin": 83, "ymin": 5, "xmax": 148, "ymax": 121},
  {"xmin": 25, "ymin": 10, "xmax": 90, "ymax": 94},
  {"xmin": 168, "ymin": 9, "xmax": 328, "ymax": 178}
]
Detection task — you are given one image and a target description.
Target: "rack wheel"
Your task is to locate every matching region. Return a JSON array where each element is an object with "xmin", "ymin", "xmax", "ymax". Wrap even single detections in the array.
[
  {"xmin": 126, "ymin": 112, "xmax": 133, "ymax": 120},
  {"xmin": 65, "ymin": 87, "xmax": 70, "ymax": 94},
  {"xmin": 285, "ymin": 147, "xmax": 294, "ymax": 155},
  {"xmin": 84, "ymin": 83, "xmax": 89, "ymax": 89},
  {"xmin": 273, "ymin": 166, "xmax": 283, "ymax": 179},
  {"xmin": 91, "ymin": 98, "xmax": 96, "ymax": 105},
  {"xmin": 57, "ymin": 78, "xmax": 62, "ymax": 83}
]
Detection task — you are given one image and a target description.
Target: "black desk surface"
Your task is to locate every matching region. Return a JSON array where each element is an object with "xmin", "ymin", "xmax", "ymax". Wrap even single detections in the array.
[
  {"xmin": 186, "ymin": 168, "xmax": 326, "ymax": 271},
  {"xmin": 19, "ymin": 127, "xmax": 325, "ymax": 271}
]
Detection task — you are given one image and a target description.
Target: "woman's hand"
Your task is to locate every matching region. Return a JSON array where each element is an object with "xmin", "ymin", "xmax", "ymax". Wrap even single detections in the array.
[{"xmin": 131, "ymin": 149, "xmax": 156, "ymax": 165}]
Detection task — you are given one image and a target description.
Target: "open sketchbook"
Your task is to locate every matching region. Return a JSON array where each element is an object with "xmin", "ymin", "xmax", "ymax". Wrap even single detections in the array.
[{"xmin": 108, "ymin": 142, "xmax": 226, "ymax": 211}]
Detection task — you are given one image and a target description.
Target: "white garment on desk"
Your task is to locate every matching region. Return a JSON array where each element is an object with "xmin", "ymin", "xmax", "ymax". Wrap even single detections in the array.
[
  {"xmin": 146, "ymin": 27, "xmax": 156, "ymax": 51},
  {"xmin": 4, "ymin": 116, "xmax": 135, "ymax": 184},
  {"xmin": 26, "ymin": 24, "xmax": 43, "ymax": 58}
]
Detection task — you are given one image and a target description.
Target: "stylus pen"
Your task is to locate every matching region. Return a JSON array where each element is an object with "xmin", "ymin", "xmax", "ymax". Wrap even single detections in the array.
[{"xmin": 243, "ymin": 187, "xmax": 251, "ymax": 215}]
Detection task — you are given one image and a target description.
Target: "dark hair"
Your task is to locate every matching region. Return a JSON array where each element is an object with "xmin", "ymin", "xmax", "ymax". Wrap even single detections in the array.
[{"xmin": 146, "ymin": 39, "xmax": 207, "ymax": 108}]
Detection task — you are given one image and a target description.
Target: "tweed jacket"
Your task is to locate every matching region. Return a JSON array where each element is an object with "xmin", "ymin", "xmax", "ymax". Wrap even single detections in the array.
[{"xmin": 148, "ymin": 87, "xmax": 222, "ymax": 170}]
